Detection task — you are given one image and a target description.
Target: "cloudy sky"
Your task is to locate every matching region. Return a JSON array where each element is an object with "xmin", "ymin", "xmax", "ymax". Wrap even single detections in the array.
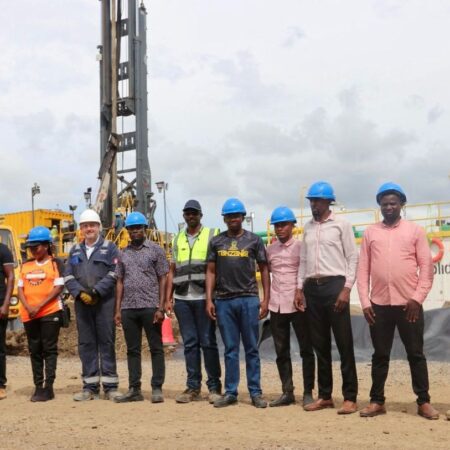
[{"xmin": 1, "ymin": 0, "xmax": 449, "ymax": 231}]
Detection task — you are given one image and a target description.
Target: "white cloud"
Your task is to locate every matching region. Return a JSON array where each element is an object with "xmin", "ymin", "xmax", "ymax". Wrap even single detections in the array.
[{"xmin": 1, "ymin": 0, "xmax": 450, "ymax": 232}]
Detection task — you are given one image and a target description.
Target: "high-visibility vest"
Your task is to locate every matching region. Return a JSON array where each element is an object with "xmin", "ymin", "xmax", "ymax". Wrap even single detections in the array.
[
  {"xmin": 172, "ymin": 227, "xmax": 218, "ymax": 296},
  {"xmin": 19, "ymin": 259, "xmax": 62, "ymax": 322}
]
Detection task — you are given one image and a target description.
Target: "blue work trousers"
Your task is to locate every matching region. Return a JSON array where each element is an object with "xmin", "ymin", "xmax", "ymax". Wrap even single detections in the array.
[
  {"xmin": 216, "ymin": 296, "xmax": 262, "ymax": 398},
  {"xmin": 75, "ymin": 297, "xmax": 118, "ymax": 393},
  {"xmin": 174, "ymin": 299, "xmax": 221, "ymax": 392}
]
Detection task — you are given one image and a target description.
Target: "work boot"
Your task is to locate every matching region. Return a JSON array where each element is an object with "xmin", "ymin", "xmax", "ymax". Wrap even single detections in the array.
[
  {"xmin": 104, "ymin": 390, "xmax": 121, "ymax": 401},
  {"xmin": 251, "ymin": 395, "xmax": 268, "ymax": 409},
  {"xmin": 269, "ymin": 392, "xmax": 295, "ymax": 407},
  {"xmin": 114, "ymin": 388, "xmax": 144, "ymax": 403},
  {"xmin": 73, "ymin": 389, "xmax": 100, "ymax": 401},
  {"xmin": 44, "ymin": 385, "xmax": 55, "ymax": 400},
  {"xmin": 214, "ymin": 394, "xmax": 238, "ymax": 408},
  {"xmin": 0, "ymin": 388, "xmax": 6, "ymax": 400},
  {"xmin": 31, "ymin": 386, "xmax": 53, "ymax": 402},
  {"xmin": 176, "ymin": 388, "xmax": 201, "ymax": 403},
  {"xmin": 208, "ymin": 389, "xmax": 222, "ymax": 404},
  {"xmin": 302, "ymin": 392, "xmax": 314, "ymax": 407},
  {"xmin": 151, "ymin": 387, "xmax": 164, "ymax": 403}
]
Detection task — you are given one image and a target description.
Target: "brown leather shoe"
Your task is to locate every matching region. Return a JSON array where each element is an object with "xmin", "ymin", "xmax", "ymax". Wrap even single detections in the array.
[
  {"xmin": 418, "ymin": 403, "xmax": 439, "ymax": 420},
  {"xmin": 359, "ymin": 403, "xmax": 386, "ymax": 417},
  {"xmin": 337, "ymin": 400, "xmax": 358, "ymax": 415},
  {"xmin": 303, "ymin": 398, "xmax": 334, "ymax": 412}
]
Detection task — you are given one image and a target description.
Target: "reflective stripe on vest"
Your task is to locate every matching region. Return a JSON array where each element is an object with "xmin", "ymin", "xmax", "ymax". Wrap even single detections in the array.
[{"xmin": 172, "ymin": 227, "xmax": 217, "ymax": 285}]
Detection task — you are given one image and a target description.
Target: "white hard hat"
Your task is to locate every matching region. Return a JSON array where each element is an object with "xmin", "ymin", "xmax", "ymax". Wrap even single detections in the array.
[{"xmin": 79, "ymin": 209, "xmax": 101, "ymax": 225}]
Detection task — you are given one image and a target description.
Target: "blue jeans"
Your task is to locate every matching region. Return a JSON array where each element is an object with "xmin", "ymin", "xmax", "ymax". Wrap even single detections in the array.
[
  {"xmin": 174, "ymin": 299, "xmax": 221, "ymax": 392},
  {"xmin": 216, "ymin": 296, "xmax": 262, "ymax": 398}
]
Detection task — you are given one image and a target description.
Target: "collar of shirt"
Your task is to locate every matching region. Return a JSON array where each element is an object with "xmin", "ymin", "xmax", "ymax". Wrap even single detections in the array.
[
  {"xmin": 312, "ymin": 211, "xmax": 335, "ymax": 224},
  {"xmin": 274, "ymin": 236, "xmax": 295, "ymax": 248},
  {"xmin": 183, "ymin": 226, "xmax": 203, "ymax": 239},
  {"xmin": 381, "ymin": 217, "xmax": 402, "ymax": 229},
  {"xmin": 84, "ymin": 236, "xmax": 100, "ymax": 250},
  {"xmin": 126, "ymin": 239, "xmax": 152, "ymax": 250}
]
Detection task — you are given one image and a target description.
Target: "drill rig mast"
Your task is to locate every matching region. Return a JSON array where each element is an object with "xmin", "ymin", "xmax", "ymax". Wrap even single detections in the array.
[{"xmin": 96, "ymin": 0, "xmax": 156, "ymax": 228}]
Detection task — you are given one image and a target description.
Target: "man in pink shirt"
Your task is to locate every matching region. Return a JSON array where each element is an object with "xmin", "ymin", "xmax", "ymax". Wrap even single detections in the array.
[
  {"xmin": 295, "ymin": 181, "xmax": 359, "ymax": 415},
  {"xmin": 267, "ymin": 206, "xmax": 315, "ymax": 407},
  {"xmin": 357, "ymin": 182, "xmax": 439, "ymax": 420}
]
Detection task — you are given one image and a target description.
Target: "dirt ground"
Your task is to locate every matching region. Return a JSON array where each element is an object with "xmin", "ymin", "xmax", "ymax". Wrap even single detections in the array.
[{"xmin": 2, "ymin": 352, "xmax": 450, "ymax": 449}]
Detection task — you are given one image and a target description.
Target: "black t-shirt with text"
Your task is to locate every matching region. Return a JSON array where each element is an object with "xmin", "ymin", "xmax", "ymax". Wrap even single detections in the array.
[
  {"xmin": 207, "ymin": 230, "xmax": 267, "ymax": 299},
  {"xmin": 0, "ymin": 243, "xmax": 14, "ymax": 303}
]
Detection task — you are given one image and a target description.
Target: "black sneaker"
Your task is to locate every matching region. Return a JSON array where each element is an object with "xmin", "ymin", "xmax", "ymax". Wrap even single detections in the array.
[
  {"xmin": 251, "ymin": 395, "xmax": 268, "ymax": 408},
  {"xmin": 269, "ymin": 392, "xmax": 295, "ymax": 407},
  {"xmin": 114, "ymin": 388, "xmax": 144, "ymax": 403},
  {"xmin": 213, "ymin": 394, "xmax": 238, "ymax": 408}
]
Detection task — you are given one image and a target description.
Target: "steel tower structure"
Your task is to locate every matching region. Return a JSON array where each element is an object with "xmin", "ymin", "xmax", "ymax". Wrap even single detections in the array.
[{"xmin": 98, "ymin": 0, "xmax": 155, "ymax": 228}]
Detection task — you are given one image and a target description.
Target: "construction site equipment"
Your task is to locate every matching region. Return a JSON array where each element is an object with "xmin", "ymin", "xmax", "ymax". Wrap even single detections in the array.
[
  {"xmin": 0, "ymin": 210, "xmax": 75, "ymax": 258},
  {"xmin": 97, "ymin": 0, "xmax": 156, "ymax": 229}
]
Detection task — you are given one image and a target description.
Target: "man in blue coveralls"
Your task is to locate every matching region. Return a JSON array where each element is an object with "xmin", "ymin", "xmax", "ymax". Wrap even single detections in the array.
[{"xmin": 65, "ymin": 209, "xmax": 120, "ymax": 401}]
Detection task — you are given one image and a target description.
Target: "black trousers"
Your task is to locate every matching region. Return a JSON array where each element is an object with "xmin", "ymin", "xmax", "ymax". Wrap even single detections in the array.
[
  {"xmin": 24, "ymin": 312, "xmax": 61, "ymax": 387},
  {"xmin": 270, "ymin": 310, "xmax": 315, "ymax": 394},
  {"xmin": 304, "ymin": 277, "xmax": 358, "ymax": 402},
  {"xmin": 0, "ymin": 318, "xmax": 7, "ymax": 388},
  {"xmin": 121, "ymin": 308, "xmax": 165, "ymax": 390},
  {"xmin": 369, "ymin": 303, "xmax": 430, "ymax": 405}
]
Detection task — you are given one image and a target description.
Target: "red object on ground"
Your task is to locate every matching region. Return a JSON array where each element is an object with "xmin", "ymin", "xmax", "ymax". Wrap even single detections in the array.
[{"xmin": 162, "ymin": 315, "xmax": 176, "ymax": 346}]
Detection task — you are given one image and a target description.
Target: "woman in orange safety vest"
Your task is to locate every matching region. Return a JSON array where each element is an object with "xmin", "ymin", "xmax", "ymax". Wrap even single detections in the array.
[{"xmin": 18, "ymin": 226, "xmax": 64, "ymax": 402}]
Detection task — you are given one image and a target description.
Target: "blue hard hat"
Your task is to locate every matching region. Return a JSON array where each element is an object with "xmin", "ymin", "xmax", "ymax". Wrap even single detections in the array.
[
  {"xmin": 26, "ymin": 226, "xmax": 52, "ymax": 246},
  {"xmin": 306, "ymin": 181, "xmax": 336, "ymax": 201},
  {"xmin": 270, "ymin": 206, "xmax": 297, "ymax": 224},
  {"xmin": 125, "ymin": 211, "xmax": 148, "ymax": 227},
  {"xmin": 221, "ymin": 198, "xmax": 246, "ymax": 216},
  {"xmin": 376, "ymin": 182, "xmax": 407, "ymax": 204}
]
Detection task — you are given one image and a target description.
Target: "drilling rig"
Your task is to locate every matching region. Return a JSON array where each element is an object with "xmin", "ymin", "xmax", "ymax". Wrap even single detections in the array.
[{"xmin": 95, "ymin": 0, "xmax": 156, "ymax": 229}]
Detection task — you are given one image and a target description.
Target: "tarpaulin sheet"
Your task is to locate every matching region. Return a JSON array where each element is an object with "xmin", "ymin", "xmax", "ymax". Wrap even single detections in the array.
[
  {"xmin": 257, "ymin": 307, "xmax": 450, "ymax": 362},
  {"xmin": 174, "ymin": 308, "xmax": 450, "ymax": 362}
]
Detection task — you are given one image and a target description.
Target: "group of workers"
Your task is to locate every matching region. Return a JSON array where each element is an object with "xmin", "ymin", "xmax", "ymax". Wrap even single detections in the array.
[{"xmin": 0, "ymin": 180, "xmax": 447, "ymax": 420}]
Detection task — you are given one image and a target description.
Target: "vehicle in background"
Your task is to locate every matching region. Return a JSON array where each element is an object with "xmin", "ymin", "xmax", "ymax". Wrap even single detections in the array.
[
  {"xmin": 0, "ymin": 225, "xmax": 22, "ymax": 323},
  {"xmin": 0, "ymin": 209, "xmax": 76, "ymax": 259}
]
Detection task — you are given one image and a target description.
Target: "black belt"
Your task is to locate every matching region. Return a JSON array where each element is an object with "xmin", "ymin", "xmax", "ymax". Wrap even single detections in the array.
[{"xmin": 306, "ymin": 276, "xmax": 343, "ymax": 286}]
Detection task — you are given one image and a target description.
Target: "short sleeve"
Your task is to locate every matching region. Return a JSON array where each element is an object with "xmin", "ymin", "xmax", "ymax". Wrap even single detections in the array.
[
  {"xmin": 115, "ymin": 252, "xmax": 125, "ymax": 279},
  {"xmin": 0, "ymin": 245, "xmax": 14, "ymax": 266},
  {"xmin": 255, "ymin": 236, "xmax": 267, "ymax": 263},
  {"xmin": 206, "ymin": 238, "xmax": 217, "ymax": 262},
  {"xmin": 155, "ymin": 246, "xmax": 169, "ymax": 277}
]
